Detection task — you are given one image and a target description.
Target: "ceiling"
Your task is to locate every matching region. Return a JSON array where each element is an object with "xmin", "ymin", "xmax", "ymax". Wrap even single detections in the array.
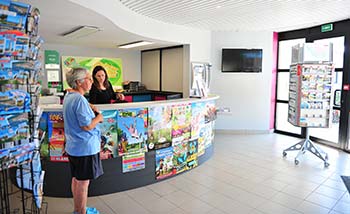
[
  {"xmin": 26, "ymin": 0, "xmax": 178, "ymax": 50},
  {"xmin": 120, "ymin": 0, "xmax": 350, "ymax": 32},
  {"xmin": 26, "ymin": 0, "xmax": 350, "ymax": 50}
]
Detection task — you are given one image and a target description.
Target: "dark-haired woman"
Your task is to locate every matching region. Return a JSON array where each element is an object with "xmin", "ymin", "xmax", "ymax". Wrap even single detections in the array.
[{"xmin": 89, "ymin": 65, "xmax": 125, "ymax": 104}]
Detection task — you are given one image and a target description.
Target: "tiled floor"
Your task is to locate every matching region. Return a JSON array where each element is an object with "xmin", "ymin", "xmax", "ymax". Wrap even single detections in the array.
[{"xmin": 15, "ymin": 133, "xmax": 350, "ymax": 213}]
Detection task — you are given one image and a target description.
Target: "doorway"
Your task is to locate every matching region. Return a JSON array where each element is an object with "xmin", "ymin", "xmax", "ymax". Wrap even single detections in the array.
[{"xmin": 275, "ymin": 20, "xmax": 350, "ymax": 152}]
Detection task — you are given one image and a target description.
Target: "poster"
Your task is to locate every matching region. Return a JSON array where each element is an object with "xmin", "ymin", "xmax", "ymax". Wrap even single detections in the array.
[
  {"xmin": 99, "ymin": 110, "xmax": 119, "ymax": 159},
  {"xmin": 191, "ymin": 102, "xmax": 205, "ymax": 139},
  {"xmin": 148, "ymin": 105, "xmax": 172, "ymax": 150},
  {"xmin": 197, "ymin": 131, "xmax": 205, "ymax": 157},
  {"xmin": 204, "ymin": 100, "xmax": 217, "ymax": 123},
  {"xmin": 117, "ymin": 108, "xmax": 148, "ymax": 156},
  {"xmin": 201, "ymin": 122, "xmax": 214, "ymax": 149},
  {"xmin": 122, "ymin": 152, "xmax": 145, "ymax": 173},
  {"xmin": 172, "ymin": 140, "xmax": 188, "ymax": 174},
  {"xmin": 47, "ymin": 112, "xmax": 68, "ymax": 162},
  {"xmin": 187, "ymin": 139, "xmax": 198, "ymax": 170},
  {"xmin": 155, "ymin": 147, "xmax": 175, "ymax": 180},
  {"xmin": 61, "ymin": 56, "xmax": 123, "ymax": 90},
  {"xmin": 171, "ymin": 103, "xmax": 191, "ymax": 144}
]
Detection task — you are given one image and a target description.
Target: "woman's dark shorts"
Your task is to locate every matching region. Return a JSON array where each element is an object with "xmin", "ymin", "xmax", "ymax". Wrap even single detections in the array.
[{"xmin": 68, "ymin": 153, "xmax": 104, "ymax": 180}]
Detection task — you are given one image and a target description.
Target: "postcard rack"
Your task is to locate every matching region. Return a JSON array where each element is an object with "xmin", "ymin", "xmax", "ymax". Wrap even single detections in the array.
[
  {"xmin": 285, "ymin": 43, "xmax": 333, "ymax": 167},
  {"xmin": 0, "ymin": 1, "xmax": 46, "ymax": 213}
]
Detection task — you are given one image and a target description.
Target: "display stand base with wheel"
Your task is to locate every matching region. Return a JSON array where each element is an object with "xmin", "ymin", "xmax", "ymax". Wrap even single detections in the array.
[{"xmin": 283, "ymin": 128, "xmax": 329, "ymax": 167}]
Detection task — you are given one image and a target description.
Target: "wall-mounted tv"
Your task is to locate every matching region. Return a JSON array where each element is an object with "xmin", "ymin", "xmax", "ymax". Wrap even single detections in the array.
[{"xmin": 221, "ymin": 48, "xmax": 263, "ymax": 72}]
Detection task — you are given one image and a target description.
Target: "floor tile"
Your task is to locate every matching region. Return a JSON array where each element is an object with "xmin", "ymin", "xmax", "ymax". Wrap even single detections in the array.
[
  {"xmin": 332, "ymin": 201, "xmax": 350, "ymax": 213},
  {"xmin": 271, "ymin": 192, "xmax": 304, "ymax": 209},
  {"xmin": 256, "ymin": 201, "xmax": 301, "ymax": 214},
  {"xmin": 10, "ymin": 133, "xmax": 350, "ymax": 214},
  {"xmin": 149, "ymin": 180, "xmax": 178, "ymax": 196},
  {"xmin": 141, "ymin": 197, "xmax": 177, "ymax": 213},
  {"xmin": 314, "ymin": 184, "xmax": 345, "ymax": 200},
  {"xmin": 180, "ymin": 198, "xmax": 215, "ymax": 214},
  {"xmin": 296, "ymin": 200, "xmax": 330, "ymax": 214},
  {"xmin": 163, "ymin": 190, "xmax": 197, "ymax": 206},
  {"xmin": 305, "ymin": 192, "xmax": 338, "ymax": 209}
]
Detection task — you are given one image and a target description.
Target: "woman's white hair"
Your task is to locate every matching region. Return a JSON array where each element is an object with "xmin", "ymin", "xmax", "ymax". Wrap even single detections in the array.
[{"xmin": 66, "ymin": 67, "xmax": 88, "ymax": 89}]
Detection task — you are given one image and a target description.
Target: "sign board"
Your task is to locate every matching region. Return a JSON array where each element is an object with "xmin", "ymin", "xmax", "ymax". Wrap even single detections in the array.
[{"xmin": 321, "ymin": 24, "xmax": 333, "ymax": 33}]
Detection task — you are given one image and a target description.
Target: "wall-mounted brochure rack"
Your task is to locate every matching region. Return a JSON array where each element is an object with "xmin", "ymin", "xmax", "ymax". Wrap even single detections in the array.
[
  {"xmin": 284, "ymin": 63, "xmax": 333, "ymax": 167},
  {"xmin": 0, "ymin": 1, "xmax": 46, "ymax": 213}
]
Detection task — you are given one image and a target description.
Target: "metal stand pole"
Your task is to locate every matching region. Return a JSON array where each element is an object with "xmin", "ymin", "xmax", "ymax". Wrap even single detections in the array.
[{"xmin": 283, "ymin": 128, "xmax": 329, "ymax": 167}]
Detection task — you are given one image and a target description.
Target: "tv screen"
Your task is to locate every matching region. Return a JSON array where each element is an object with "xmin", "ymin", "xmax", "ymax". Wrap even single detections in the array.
[{"xmin": 221, "ymin": 49, "xmax": 263, "ymax": 72}]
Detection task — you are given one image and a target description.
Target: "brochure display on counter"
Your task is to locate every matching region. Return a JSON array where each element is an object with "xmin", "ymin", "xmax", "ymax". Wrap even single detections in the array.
[{"xmin": 39, "ymin": 96, "xmax": 218, "ymax": 197}]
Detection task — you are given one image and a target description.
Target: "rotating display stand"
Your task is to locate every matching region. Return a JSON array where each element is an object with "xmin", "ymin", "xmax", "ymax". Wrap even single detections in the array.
[
  {"xmin": 284, "ymin": 43, "xmax": 333, "ymax": 167},
  {"xmin": 0, "ymin": 1, "xmax": 46, "ymax": 213},
  {"xmin": 283, "ymin": 128, "xmax": 329, "ymax": 167}
]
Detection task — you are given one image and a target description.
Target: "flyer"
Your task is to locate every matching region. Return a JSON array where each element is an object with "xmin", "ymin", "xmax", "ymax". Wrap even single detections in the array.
[{"xmin": 122, "ymin": 152, "xmax": 145, "ymax": 173}]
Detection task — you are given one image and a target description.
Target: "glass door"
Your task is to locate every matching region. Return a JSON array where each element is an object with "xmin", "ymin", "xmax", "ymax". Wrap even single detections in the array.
[
  {"xmin": 307, "ymin": 36, "xmax": 344, "ymax": 148},
  {"xmin": 275, "ymin": 38, "xmax": 305, "ymax": 136}
]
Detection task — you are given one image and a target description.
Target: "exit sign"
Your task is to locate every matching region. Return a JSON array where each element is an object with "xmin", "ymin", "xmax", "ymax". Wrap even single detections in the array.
[{"xmin": 321, "ymin": 24, "xmax": 333, "ymax": 32}]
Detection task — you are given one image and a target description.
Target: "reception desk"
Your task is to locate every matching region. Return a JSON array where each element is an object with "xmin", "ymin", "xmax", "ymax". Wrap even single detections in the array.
[{"xmin": 39, "ymin": 95, "xmax": 218, "ymax": 197}]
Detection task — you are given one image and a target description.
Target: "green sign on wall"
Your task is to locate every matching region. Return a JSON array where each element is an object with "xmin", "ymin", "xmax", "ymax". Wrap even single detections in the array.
[{"xmin": 45, "ymin": 50, "xmax": 60, "ymax": 69}]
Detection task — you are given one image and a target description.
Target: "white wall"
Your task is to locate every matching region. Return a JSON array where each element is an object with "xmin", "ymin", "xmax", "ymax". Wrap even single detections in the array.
[
  {"xmin": 43, "ymin": 43, "xmax": 141, "ymax": 87},
  {"xmin": 211, "ymin": 31, "xmax": 274, "ymax": 131}
]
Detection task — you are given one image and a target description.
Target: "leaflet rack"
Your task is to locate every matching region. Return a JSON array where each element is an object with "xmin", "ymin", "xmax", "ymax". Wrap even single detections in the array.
[
  {"xmin": 0, "ymin": 1, "xmax": 47, "ymax": 213},
  {"xmin": 284, "ymin": 43, "xmax": 333, "ymax": 167}
]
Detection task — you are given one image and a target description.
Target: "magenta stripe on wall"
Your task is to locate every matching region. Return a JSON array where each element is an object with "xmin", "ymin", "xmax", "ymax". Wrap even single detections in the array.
[{"xmin": 270, "ymin": 32, "xmax": 278, "ymax": 130}]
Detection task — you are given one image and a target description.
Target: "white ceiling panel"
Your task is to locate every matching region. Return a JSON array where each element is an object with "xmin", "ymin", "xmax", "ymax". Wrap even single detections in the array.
[{"xmin": 120, "ymin": 0, "xmax": 350, "ymax": 32}]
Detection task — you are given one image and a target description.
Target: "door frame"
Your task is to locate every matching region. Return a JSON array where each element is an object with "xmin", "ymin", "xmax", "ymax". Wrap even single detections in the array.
[{"xmin": 276, "ymin": 19, "xmax": 350, "ymax": 152}]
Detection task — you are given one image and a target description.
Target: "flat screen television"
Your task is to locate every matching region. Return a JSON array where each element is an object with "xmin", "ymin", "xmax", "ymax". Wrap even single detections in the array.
[{"xmin": 221, "ymin": 48, "xmax": 263, "ymax": 72}]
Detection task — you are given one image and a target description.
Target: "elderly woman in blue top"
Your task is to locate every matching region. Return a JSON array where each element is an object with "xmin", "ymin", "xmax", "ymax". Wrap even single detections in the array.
[{"xmin": 63, "ymin": 67, "xmax": 104, "ymax": 214}]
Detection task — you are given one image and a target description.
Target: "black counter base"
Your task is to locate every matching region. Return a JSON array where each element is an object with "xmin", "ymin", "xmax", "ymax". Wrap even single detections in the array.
[{"xmin": 42, "ymin": 145, "xmax": 214, "ymax": 197}]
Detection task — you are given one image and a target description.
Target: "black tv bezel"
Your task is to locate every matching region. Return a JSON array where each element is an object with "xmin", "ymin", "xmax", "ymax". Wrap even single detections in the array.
[{"xmin": 221, "ymin": 48, "xmax": 263, "ymax": 73}]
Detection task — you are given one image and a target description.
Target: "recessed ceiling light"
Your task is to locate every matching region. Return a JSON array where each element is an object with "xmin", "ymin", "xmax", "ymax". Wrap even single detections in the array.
[
  {"xmin": 118, "ymin": 41, "xmax": 153, "ymax": 49},
  {"xmin": 216, "ymin": 5, "xmax": 222, "ymax": 8}
]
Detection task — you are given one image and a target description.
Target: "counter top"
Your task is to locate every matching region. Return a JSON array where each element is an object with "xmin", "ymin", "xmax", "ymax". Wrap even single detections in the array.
[{"xmin": 40, "ymin": 95, "xmax": 219, "ymax": 112}]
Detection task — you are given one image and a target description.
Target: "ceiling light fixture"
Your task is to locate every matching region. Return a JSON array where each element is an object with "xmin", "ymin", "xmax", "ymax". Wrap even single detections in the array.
[
  {"xmin": 62, "ymin": 26, "xmax": 101, "ymax": 39},
  {"xmin": 118, "ymin": 41, "xmax": 153, "ymax": 49}
]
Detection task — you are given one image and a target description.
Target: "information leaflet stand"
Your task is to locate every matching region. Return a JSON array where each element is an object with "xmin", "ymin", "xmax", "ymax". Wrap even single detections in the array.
[{"xmin": 283, "ymin": 43, "xmax": 333, "ymax": 167}]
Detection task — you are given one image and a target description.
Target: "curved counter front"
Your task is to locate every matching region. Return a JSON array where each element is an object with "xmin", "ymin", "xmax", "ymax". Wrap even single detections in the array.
[{"xmin": 40, "ymin": 95, "xmax": 218, "ymax": 197}]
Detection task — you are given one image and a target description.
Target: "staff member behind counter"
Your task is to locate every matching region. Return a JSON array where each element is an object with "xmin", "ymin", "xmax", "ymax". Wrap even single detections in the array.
[{"xmin": 89, "ymin": 65, "xmax": 126, "ymax": 104}]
